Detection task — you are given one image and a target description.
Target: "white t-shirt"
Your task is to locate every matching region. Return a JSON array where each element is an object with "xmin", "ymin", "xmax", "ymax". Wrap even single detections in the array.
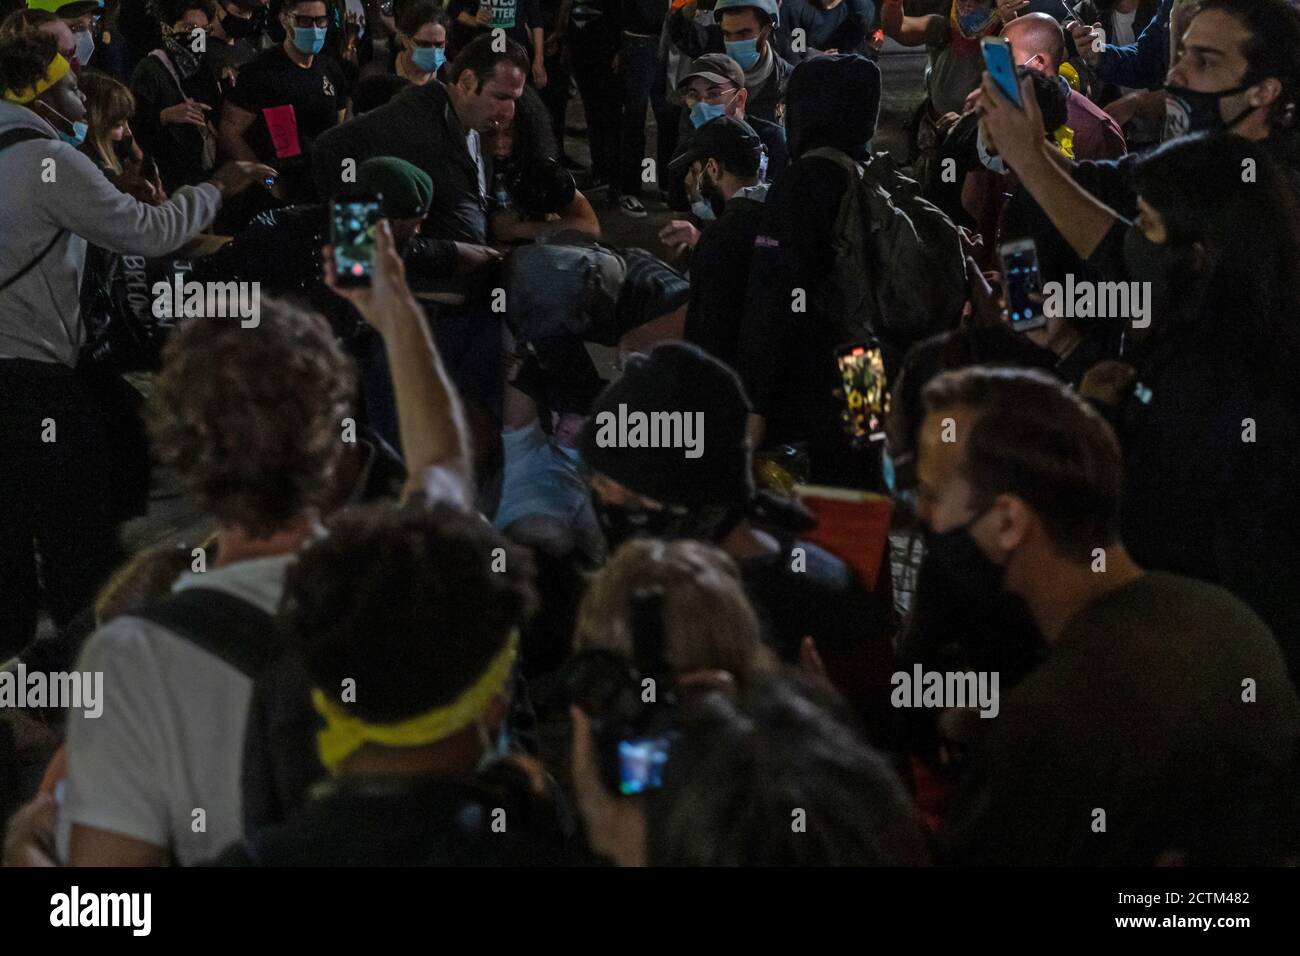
[{"xmin": 56, "ymin": 554, "xmax": 294, "ymax": 865}]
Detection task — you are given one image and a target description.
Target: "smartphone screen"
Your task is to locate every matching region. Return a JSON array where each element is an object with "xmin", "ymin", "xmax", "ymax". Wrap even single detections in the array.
[
  {"xmin": 617, "ymin": 736, "xmax": 671, "ymax": 796},
  {"xmin": 981, "ymin": 37, "xmax": 1023, "ymax": 107},
  {"xmin": 330, "ymin": 197, "xmax": 382, "ymax": 287},
  {"xmin": 835, "ymin": 341, "xmax": 889, "ymax": 445},
  {"xmin": 999, "ymin": 239, "xmax": 1048, "ymax": 331}
]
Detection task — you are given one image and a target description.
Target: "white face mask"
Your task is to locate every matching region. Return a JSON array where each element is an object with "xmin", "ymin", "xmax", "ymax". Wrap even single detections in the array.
[
  {"xmin": 976, "ymin": 130, "xmax": 1006, "ymax": 174},
  {"xmin": 73, "ymin": 28, "xmax": 95, "ymax": 66}
]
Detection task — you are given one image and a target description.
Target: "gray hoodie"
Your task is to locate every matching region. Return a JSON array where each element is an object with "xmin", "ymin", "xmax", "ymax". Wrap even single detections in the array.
[{"xmin": 0, "ymin": 100, "xmax": 221, "ymax": 367}]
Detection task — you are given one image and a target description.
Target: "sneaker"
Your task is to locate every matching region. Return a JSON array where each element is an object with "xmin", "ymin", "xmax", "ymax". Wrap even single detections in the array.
[{"xmin": 618, "ymin": 195, "xmax": 647, "ymax": 218}]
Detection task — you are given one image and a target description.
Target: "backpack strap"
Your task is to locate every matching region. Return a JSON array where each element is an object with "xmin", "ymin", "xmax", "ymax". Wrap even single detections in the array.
[
  {"xmin": 133, "ymin": 587, "xmax": 279, "ymax": 679},
  {"xmin": 0, "ymin": 128, "xmax": 66, "ymax": 294},
  {"xmin": 804, "ymin": 145, "xmax": 863, "ymax": 179}
]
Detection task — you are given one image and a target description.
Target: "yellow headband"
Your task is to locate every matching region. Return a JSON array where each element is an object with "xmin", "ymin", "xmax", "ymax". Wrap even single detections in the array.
[
  {"xmin": 3, "ymin": 53, "xmax": 70, "ymax": 105},
  {"xmin": 311, "ymin": 631, "xmax": 519, "ymax": 774}
]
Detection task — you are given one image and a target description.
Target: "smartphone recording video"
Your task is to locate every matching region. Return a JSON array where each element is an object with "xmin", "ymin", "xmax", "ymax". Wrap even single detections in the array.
[
  {"xmin": 330, "ymin": 196, "xmax": 382, "ymax": 287},
  {"xmin": 617, "ymin": 736, "xmax": 672, "ymax": 796},
  {"xmin": 835, "ymin": 341, "xmax": 889, "ymax": 445},
  {"xmin": 998, "ymin": 238, "xmax": 1048, "ymax": 332}
]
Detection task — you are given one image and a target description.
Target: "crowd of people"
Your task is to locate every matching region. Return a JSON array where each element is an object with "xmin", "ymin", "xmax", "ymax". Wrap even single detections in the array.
[{"xmin": 1, "ymin": 0, "xmax": 1299, "ymax": 867}]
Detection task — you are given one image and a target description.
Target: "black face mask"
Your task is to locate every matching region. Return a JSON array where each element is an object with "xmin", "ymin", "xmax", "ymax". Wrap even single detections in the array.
[
  {"xmin": 923, "ymin": 514, "xmax": 1006, "ymax": 604},
  {"xmin": 162, "ymin": 31, "xmax": 203, "ymax": 79},
  {"xmin": 591, "ymin": 495, "xmax": 737, "ymax": 551},
  {"xmin": 1161, "ymin": 82, "xmax": 1254, "ymax": 139},
  {"xmin": 221, "ymin": 12, "xmax": 257, "ymax": 39}
]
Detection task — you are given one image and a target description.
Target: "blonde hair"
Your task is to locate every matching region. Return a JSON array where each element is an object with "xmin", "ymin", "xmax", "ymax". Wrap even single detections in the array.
[
  {"xmin": 574, "ymin": 539, "xmax": 775, "ymax": 684},
  {"xmin": 78, "ymin": 69, "xmax": 135, "ymax": 174}
]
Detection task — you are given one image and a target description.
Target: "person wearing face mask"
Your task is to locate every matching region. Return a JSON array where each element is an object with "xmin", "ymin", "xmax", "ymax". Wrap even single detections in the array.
[
  {"xmin": 981, "ymin": 74, "xmax": 1300, "ymax": 687},
  {"xmin": 911, "ymin": 366, "xmax": 1300, "ymax": 865},
  {"xmin": 668, "ymin": 117, "xmax": 769, "ymax": 368},
  {"xmin": 1004, "ymin": 0, "xmax": 1300, "ymax": 226},
  {"xmin": 23, "ymin": 0, "xmax": 103, "ymax": 69},
  {"xmin": 0, "ymin": 29, "xmax": 273, "ymax": 663},
  {"xmin": 577, "ymin": 342, "xmax": 897, "ymax": 737},
  {"xmin": 209, "ymin": 503, "xmax": 581, "ymax": 866},
  {"xmin": 130, "ymin": 0, "xmax": 222, "ymax": 191},
  {"xmin": 390, "ymin": 1, "xmax": 446, "ymax": 85},
  {"xmin": 0, "ymin": 7, "xmax": 81, "ymax": 70},
  {"xmin": 669, "ymin": 0, "xmax": 790, "ymax": 124},
  {"xmin": 219, "ymin": 0, "xmax": 349, "ymax": 206},
  {"xmin": 204, "ymin": 0, "xmax": 274, "ymax": 92}
]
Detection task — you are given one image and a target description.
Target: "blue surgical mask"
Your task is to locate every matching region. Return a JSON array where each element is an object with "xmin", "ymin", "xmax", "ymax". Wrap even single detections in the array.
[
  {"xmin": 724, "ymin": 37, "xmax": 760, "ymax": 70},
  {"xmin": 39, "ymin": 101, "xmax": 88, "ymax": 147},
  {"xmin": 691, "ymin": 197, "xmax": 716, "ymax": 222},
  {"xmin": 689, "ymin": 99, "xmax": 727, "ymax": 129},
  {"xmin": 412, "ymin": 45, "xmax": 443, "ymax": 72},
  {"xmin": 293, "ymin": 25, "xmax": 328, "ymax": 55},
  {"xmin": 60, "ymin": 120, "xmax": 89, "ymax": 147}
]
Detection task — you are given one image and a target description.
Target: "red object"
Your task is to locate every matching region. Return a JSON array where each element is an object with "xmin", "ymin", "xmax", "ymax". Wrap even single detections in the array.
[
  {"xmin": 796, "ymin": 485, "xmax": 894, "ymax": 590},
  {"xmin": 262, "ymin": 104, "xmax": 302, "ymax": 160}
]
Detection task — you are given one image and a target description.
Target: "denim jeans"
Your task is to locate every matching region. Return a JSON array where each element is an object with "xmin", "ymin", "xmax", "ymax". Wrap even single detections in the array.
[{"xmin": 616, "ymin": 33, "xmax": 661, "ymax": 198}]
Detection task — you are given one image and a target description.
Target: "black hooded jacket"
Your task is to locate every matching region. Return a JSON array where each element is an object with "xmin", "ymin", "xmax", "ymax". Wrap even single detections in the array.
[{"xmin": 738, "ymin": 54, "xmax": 883, "ymax": 487}]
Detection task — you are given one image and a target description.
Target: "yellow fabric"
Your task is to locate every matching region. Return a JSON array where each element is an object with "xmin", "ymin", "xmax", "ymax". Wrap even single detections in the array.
[
  {"xmin": 1053, "ymin": 124, "xmax": 1076, "ymax": 161},
  {"xmin": 1060, "ymin": 62, "xmax": 1081, "ymax": 91},
  {"xmin": 312, "ymin": 631, "xmax": 519, "ymax": 773},
  {"xmin": 3, "ymin": 54, "xmax": 70, "ymax": 104}
]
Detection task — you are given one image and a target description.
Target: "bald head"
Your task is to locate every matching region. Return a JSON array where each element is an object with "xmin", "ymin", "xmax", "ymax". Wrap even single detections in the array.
[{"xmin": 1002, "ymin": 12, "xmax": 1066, "ymax": 75}]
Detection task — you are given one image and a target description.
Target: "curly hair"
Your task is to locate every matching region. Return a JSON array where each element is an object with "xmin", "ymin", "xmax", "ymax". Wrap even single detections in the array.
[
  {"xmin": 146, "ymin": 298, "xmax": 355, "ymax": 537},
  {"xmin": 0, "ymin": 26, "xmax": 59, "ymax": 100},
  {"xmin": 279, "ymin": 501, "xmax": 539, "ymax": 722}
]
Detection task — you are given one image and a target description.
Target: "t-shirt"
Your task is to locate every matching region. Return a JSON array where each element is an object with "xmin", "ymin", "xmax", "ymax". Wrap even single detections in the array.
[
  {"xmin": 225, "ymin": 44, "xmax": 348, "ymax": 190},
  {"xmin": 940, "ymin": 572, "xmax": 1300, "ymax": 865},
  {"xmin": 780, "ymin": 0, "xmax": 876, "ymax": 58},
  {"xmin": 56, "ymin": 554, "xmax": 294, "ymax": 865},
  {"xmin": 447, "ymin": 0, "xmax": 542, "ymax": 53},
  {"xmin": 494, "ymin": 421, "xmax": 600, "ymax": 543}
]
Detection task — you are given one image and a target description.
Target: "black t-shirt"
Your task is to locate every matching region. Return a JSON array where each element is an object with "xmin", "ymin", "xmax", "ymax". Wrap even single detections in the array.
[{"xmin": 225, "ymin": 44, "xmax": 348, "ymax": 185}]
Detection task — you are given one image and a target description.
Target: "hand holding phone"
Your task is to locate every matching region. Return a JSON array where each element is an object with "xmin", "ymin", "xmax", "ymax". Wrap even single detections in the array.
[{"xmin": 981, "ymin": 36, "xmax": 1022, "ymax": 108}]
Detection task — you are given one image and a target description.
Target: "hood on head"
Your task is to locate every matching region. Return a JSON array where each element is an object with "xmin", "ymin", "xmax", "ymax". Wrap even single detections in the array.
[{"xmin": 785, "ymin": 54, "xmax": 881, "ymax": 160}]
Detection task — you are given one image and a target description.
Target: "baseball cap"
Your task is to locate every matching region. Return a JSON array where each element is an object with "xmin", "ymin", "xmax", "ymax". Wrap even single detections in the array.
[
  {"xmin": 669, "ymin": 116, "xmax": 763, "ymax": 178},
  {"xmin": 676, "ymin": 53, "xmax": 745, "ymax": 93}
]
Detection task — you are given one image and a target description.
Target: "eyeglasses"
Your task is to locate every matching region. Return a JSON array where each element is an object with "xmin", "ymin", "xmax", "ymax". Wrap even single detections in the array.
[
  {"xmin": 289, "ymin": 15, "xmax": 330, "ymax": 28},
  {"xmin": 682, "ymin": 86, "xmax": 737, "ymax": 106}
]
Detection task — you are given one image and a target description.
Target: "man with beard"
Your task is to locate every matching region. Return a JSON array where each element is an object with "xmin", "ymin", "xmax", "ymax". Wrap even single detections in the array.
[{"xmin": 913, "ymin": 366, "xmax": 1300, "ymax": 865}]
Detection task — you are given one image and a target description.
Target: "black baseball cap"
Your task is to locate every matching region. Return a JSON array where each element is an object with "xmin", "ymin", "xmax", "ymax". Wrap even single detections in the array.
[{"xmin": 669, "ymin": 116, "xmax": 763, "ymax": 178}]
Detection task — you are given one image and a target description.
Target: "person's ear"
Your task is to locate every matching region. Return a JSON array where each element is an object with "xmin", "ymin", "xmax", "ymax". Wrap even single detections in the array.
[
  {"xmin": 457, "ymin": 67, "xmax": 478, "ymax": 94},
  {"xmin": 732, "ymin": 86, "xmax": 748, "ymax": 114},
  {"xmin": 1248, "ymin": 77, "xmax": 1281, "ymax": 111},
  {"xmin": 990, "ymin": 493, "xmax": 1032, "ymax": 555}
]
